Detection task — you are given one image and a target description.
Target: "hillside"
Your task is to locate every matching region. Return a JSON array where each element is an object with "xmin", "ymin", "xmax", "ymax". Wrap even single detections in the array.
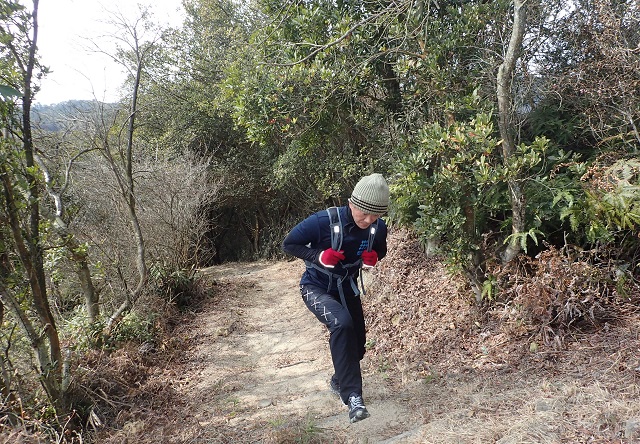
[
  {"xmin": 84, "ymin": 230, "xmax": 640, "ymax": 443},
  {"xmin": 31, "ymin": 100, "xmax": 117, "ymax": 132}
]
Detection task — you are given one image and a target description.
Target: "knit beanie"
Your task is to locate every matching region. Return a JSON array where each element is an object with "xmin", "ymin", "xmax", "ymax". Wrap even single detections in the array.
[{"xmin": 349, "ymin": 173, "xmax": 389, "ymax": 216}]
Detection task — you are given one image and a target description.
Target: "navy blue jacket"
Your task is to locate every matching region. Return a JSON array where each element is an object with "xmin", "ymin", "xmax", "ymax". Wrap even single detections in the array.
[{"xmin": 282, "ymin": 205, "xmax": 388, "ymax": 296}]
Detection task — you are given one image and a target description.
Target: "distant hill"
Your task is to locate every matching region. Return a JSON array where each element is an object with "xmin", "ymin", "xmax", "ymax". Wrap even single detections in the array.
[{"xmin": 32, "ymin": 100, "xmax": 118, "ymax": 132}]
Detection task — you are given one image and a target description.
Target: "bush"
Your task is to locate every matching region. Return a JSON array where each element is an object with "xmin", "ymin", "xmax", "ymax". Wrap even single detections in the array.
[
  {"xmin": 491, "ymin": 245, "xmax": 639, "ymax": 346},
  {"xmin": 105, "ymin": 311, "xmax": 157, "ymax": 349},
  {"xmin": 556, "ymin": 156, "xmax": 640, "ymax": 243},
  {"xmin": 391, "ymin": 105, "xmax": 551, "ymax": 298},
  {"xmin": 149, "ymin": 262, "xmax": 208, "ymax": 310}
]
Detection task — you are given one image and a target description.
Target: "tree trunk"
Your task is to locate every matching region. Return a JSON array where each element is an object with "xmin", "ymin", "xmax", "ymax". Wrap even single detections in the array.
[
  {"xmin": 36, "ymin": 153, "xmax": 100, "ymax": 323},
  {"xmin": 18, "ymin": 0, "xmax": 66, "ymax": 414},
  {"xmin": 78, "ymin": 262, "xmax": 99, "ymax": 321},
  {"xmin": 68, "ymin": 240, "xmax": 99, "ymax": 322},
  {"xmin": 374, "ymin": 56, "xmax": 403, "ymax": 114},
  {"xmin": 1, "ymin": 171, "xmax": 65, "ymax": 414},
  {"xmin": 0, "ymin": 298, "xmax": 19, "ymax": 426},
  {"xmin": 0, "ymin": 0, "xmax": 71, "ymax": 421},
  {"xmin": 497, "ymin": 0, "xmax": 527, "ymax": 263},
  {"xmin": 105, "ymin": 34, "xmax": 149, "ymax": 332}
]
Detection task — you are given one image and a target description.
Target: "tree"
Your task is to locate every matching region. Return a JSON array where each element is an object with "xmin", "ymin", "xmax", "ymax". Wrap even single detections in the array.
[
  {"xmin": 32, "ymin": 132, "xmax": 100, "ymax": 322},
  {"xmin": 497, "ymin": 0, "xmax": 527, "ymax": 262},
  {"xmin": 0, "ymin": 0, "xmax": 71, "ymax": 418},
  {"xmin": 85, "ymin": 5, "xmax": 164, "ymax": 331}
]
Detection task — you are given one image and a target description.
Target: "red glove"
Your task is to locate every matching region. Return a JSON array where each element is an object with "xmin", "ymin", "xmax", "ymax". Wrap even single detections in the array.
[
  {"xmin": 319, "ymin": 248, "xmax": 345, "ymax": 268},
  {"xmin": 361, "ymin": 250, "xmax": 378, "ymax": 267}
]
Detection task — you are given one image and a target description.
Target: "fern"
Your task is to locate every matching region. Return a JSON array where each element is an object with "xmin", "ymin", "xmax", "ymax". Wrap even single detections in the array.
[{"xmin": 504, "ymin": 228, "xmax": 544, "ymax": 254}]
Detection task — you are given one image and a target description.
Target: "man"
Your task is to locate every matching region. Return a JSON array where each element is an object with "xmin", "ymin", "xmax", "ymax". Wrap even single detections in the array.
[{"xmin": 282, "ymin": 173, "xmax": 389, "ymax": 423}]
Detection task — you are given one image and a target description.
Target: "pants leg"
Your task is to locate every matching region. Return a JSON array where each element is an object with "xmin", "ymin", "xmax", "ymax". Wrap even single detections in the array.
[
  {"xmin": 342, "ymin": 289, "xmax": 366, "ymax": 361},
  {"xmin": 301, "ymin": 284, "xmax": 365, "ymax": 403}
]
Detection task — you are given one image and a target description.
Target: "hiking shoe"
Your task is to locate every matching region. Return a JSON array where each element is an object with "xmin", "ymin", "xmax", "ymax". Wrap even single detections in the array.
[
  {"xmin": 329, "ymin": 375, "xmax": 340, "ymax": 397},
  {"xmin": 347, "ymin": 393, "xmax": 370, "ymax": 423}
]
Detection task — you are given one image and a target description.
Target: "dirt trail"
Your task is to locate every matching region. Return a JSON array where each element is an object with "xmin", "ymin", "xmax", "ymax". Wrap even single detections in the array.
[
  {"xmin": 159, "ymin": 259, "xmax": 640, "ymax": 444},
  {"xmin": 181, "ymin": 260, "xmax": 417, "ymax": 443}
]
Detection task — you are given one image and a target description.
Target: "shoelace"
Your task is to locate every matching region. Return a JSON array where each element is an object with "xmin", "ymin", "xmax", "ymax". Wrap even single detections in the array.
[{"xmin": 349, "ymin": 395, "xmax": 365, "ymax": 409}]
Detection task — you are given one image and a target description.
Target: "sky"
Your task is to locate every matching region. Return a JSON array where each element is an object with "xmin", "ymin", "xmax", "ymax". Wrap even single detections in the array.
[{"xmin": 35, "ymin": 0, "xmax": 185, "ymax": 105}]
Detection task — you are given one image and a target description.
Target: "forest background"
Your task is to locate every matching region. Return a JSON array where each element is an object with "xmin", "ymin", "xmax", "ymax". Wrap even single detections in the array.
[{"xmin": 0, "ymin": 0, "xmax": 639, "ymax": 441}]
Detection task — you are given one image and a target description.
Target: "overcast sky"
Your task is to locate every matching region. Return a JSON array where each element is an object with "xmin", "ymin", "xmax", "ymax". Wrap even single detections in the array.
[{"xmin": 35, "ymin": 0, "xmax": 184, "ymax": 105}]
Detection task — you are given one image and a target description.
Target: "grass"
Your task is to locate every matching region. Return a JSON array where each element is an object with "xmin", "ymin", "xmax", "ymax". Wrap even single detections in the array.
[{"xmin": 263, "ymin": 414, "xmax": 340, "ymax": 444}]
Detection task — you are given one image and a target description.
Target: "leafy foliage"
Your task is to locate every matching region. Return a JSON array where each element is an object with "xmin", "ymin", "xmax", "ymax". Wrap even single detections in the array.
[
  {"xmin": 546, "ymin": 155, "xmax": 640, "ymax": 257},
  {"xmin": 105, "ymin": 311, "xmax": 158, "ymax": 348},
  {"xmin": 149, "ymin": 263, "xmax": 206, "ymax": 310},
  {"xmin": 391, "ymin": 99, "xmax": 554, "ymax": 279}
]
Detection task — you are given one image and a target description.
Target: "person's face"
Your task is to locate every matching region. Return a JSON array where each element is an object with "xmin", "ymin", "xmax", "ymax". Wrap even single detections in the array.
[{"xmin": 349, "ymin": 202, "xmax": 380, "ymax": 229}]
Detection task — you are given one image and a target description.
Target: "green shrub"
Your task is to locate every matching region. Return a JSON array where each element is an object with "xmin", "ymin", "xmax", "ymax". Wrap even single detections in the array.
[
  {"xmin": 391, "ymin": 108, "xmax": 550, "ymax": 279},
  {"xmin": 555, "ymin": 157, "xmax": 640, "ymax": 243},
  {"xmin": 106, "ymin": 311, "xmax": 157, "ymax": 347},
  {"xmin": 149, "ymin": 262, "xmax": 205, "ymax": 310},
  {"xmin": 60, "ymin": 306, "xmax": 104, "ymax": 350}
]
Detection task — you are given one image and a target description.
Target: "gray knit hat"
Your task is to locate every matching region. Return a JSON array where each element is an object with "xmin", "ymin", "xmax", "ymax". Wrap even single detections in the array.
[{"xmin": 349, "ymin": 173, "xmax": 389, "ymax": 215}]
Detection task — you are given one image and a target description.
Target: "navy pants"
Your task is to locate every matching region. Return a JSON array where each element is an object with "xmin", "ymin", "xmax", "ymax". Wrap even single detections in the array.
[{"xmin": 300, "ymin": 284, "xmax": 366, "ymax": 404}]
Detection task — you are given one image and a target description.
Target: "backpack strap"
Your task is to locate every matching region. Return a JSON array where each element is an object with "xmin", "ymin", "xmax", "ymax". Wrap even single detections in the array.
[
  {"xmin": 367, "ymin": 220, "xmax": 379, "ymax": 252},
  {"xmin": 327, "ymin": 206, "xmax": 342, "ymax": 251},
  {"xmin": 358, "ymin": 219, "xmax": 379, "ymax": 295},
  {"xmin": 328, "ymin": 206, "xmax": 378, "ymax": 252}
]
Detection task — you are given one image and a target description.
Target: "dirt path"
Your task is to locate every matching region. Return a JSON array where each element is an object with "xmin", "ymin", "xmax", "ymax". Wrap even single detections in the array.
[
  {"xmin": 147, "ymin": 259, "xmax": 640, "ymax": 444},
  {"xmin": 176, "ymin": 260, "xmax": 417, "ymax": 443}
]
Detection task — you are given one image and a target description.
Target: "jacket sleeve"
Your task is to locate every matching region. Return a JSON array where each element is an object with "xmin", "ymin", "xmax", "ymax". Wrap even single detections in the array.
[{"xmin": 282, "ymin": 214, "xmax": 322, "ymax": 263}]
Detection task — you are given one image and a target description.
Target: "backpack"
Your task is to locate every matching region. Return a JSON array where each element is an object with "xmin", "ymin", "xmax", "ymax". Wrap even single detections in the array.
[
  {"xmin": 326, "ymin": 206, "xmax": 378, "ymax": 254},
  {"xmin": 305, "ymin": 207, "xmax": 379, "ymax": 307}
]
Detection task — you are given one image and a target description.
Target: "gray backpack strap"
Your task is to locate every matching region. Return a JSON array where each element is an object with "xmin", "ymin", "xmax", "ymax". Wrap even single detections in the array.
[
  {"xmin": 360, "ymin": 219, "xmax": 379, "ymax": 296},
  {"xmin": 327, "ymin": 207, "xmax": 342, "ymax": 251},
  {"xmin": 367, "ymin": 220, "xmax": 379, "ymax": 252}
]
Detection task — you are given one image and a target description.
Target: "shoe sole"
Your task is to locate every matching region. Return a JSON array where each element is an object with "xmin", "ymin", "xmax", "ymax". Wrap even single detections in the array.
[{"xmin": 349, "ymin": 409, "xmax": 370, "ymax": 423}]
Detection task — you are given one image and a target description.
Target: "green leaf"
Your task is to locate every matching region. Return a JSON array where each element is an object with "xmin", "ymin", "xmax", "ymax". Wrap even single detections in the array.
[{"xmin": 0, "ymin": 85, "xmax": 21, "ymax": 98}]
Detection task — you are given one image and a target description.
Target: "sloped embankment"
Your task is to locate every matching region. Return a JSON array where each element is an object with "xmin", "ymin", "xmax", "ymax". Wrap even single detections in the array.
[{"xmin": 364, "ymin": 229, "xmax": 640, "ymax": 442}]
